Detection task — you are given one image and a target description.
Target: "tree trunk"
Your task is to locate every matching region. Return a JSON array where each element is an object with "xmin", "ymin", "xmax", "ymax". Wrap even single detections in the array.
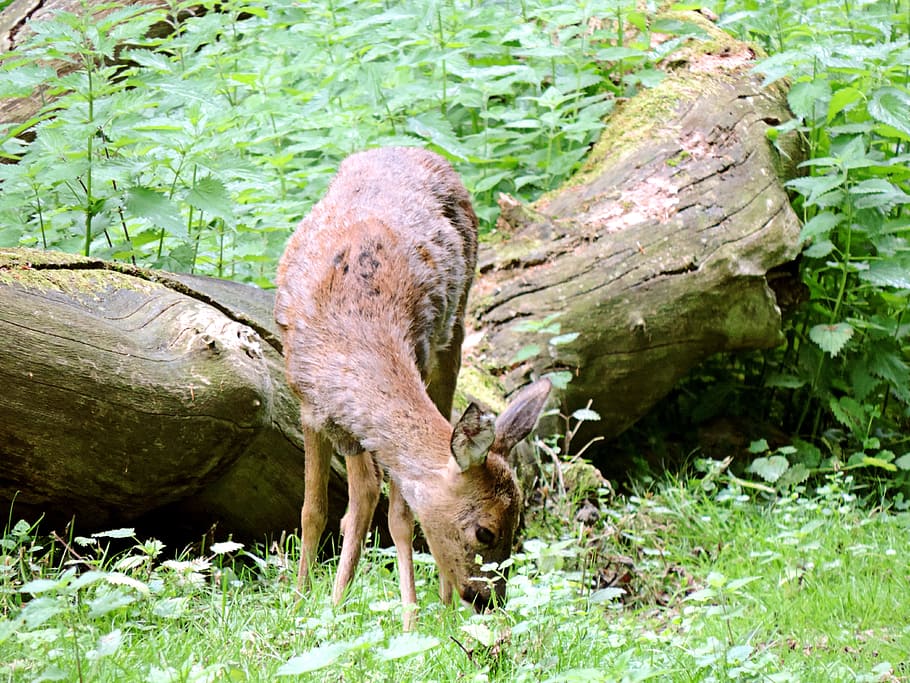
[{"xmin": 0, "ymin": 18, "xmax": 805, "ymax": 540}]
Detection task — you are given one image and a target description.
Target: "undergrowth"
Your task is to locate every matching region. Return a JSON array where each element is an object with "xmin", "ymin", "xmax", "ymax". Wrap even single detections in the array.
[
  {"xmin": 614, "ymin": 0, "xmax": 910, "ymax": 499},
  {"xmin": 2, "ymin": 472, "xmax": 908, "ymax": 682},
  {"xmin": 0, "ymin": 0, "xmax": 692, "ymax": 283}
]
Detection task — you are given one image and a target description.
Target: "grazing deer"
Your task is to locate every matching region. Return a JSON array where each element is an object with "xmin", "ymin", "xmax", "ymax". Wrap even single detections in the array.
[{"xmin": 274, "ymin": 147, "xmax": 550, "ymax": 629}]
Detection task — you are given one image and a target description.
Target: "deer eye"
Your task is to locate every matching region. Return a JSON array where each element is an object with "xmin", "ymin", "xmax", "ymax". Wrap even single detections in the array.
[{"xmin": 475, "ymin": 526, "xmax": 496, "ymax": 546}]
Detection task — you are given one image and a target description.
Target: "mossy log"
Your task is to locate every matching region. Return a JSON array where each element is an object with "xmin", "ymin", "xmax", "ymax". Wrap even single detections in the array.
[
  {"xmin": 467, "ymin": 34, "xmax": 804, "ymax": 445},
  {"xmin": 0, "ymin": 22, "xmax": 804, "ymax": 540},
  {"xmin": 0, "ymin": 249, "xmax": 352, "ymax": 541}
]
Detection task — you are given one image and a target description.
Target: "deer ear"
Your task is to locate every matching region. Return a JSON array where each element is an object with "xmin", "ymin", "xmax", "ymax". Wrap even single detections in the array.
[
  {"xmin": 450, "ymin": 403, "xmax": 496, "ymax": 472},
  {"xmin": 492, "ymin": 378, "xmax": 551, "ymax": 455}
]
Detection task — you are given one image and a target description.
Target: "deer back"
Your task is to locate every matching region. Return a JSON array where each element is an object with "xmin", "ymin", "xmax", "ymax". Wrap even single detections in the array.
[{"xmin": 275, "ymin": 147, "xmax": 478, "ymax": 451}]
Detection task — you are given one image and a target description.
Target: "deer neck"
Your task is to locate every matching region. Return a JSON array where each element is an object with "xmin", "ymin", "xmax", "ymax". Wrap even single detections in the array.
[{"xmin": 332, "ymin": 332, "xmax": 453, "ymax": 488}]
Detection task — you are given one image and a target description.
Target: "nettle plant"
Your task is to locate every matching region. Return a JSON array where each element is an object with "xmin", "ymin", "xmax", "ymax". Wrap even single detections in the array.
[
  {"xmin": 0, "ymin": 0, "xmax": 697, "ymax": 284},
  {"xmin": 716, "ymin": 0, "xmax": 910, "ymax": 483}
]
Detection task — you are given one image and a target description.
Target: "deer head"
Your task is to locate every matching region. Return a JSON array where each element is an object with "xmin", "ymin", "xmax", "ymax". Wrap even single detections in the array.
[{"xmin": 415, "ymin": 377, "xmax": 551, "ymax": 610}]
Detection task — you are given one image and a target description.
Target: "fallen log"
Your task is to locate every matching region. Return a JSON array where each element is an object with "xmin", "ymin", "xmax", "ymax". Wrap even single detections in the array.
[
  {"xmin": 467, "ymin": 29, "xmax": 803, "ymax": 446},
  {"xmin": 0, "ymin": 249, "xmax": 354, "ymax": 541}
]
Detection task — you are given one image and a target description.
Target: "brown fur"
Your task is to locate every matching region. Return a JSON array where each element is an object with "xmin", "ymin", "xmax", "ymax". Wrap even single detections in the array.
[{"xmin": 275, "ymin": 147, "xmax": 549, "ymax": 628}]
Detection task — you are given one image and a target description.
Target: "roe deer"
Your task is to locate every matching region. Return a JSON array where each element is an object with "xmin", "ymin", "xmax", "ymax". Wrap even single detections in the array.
[{"xmin": 274, "ymin": 147, "xmax": 550, "ymax": 628}]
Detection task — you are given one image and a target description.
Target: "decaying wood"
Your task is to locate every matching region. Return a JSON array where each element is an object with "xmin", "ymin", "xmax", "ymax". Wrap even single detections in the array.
[
  {"xmin": 0, "ymin": 248, "xmax": 353, "ymax": 541},
  {"xmin": 467, "ymin": 33, "xmax": 804, "ymax": 443}
]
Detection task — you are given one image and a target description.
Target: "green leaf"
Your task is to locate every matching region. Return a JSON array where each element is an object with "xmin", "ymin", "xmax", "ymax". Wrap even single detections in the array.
[
  {"xmin": 511, "ymin": 344, "xmax": 541, "ymax": 363},
  {"xmin": 748, "ymin": 439, "xmax": 769, "ymax": 454},
  {"xmin": 895, "ymin": 453, "xmax": 910, "ymax": 471},
  {"xmin": 210, "ymin": 541, "xmax": 244, "ymax": 555},
  {"xmin": 472, "ymin": 172, "xmax": 510, "ymax": 194},
  {"xmin": 125, "ymin": 186, "xmax": 185, "ymax": 235},
  {"xmin": 725, "ymin": 576, "xmax": 762, "ymax": 591},
  {"xmin": 765, "ymin": 373, "xmax": 806, "ymax": 389},
  {"xmin": 69, "ymin": 570, "xmax": 108, "ymax": 592},
  {"xmin": 837, "ymin": 135, "xmax": 875, "ymax": 170},
  {"xmin": 32, "ymin": 664, "xmax": 68, "ymax": 682},
  {"xmin": 93, "ymin": 629, "xmax": 123, "ymax": 658},
  {"xmin": 868, "ymin": 349, "xmax": 910, "ymax": 386},
  {"xmin": 21, "ymin": 597, "xmax": 64, "ymax": 629},
  {"xmin": 685, "ymin": 587, "xmax": 716, "ymax": 602},
  {"xmin": 0, "ymin": 616, "xmax": 22, "ymax": 644},
  {"xmin": 543, "ymin": 371, "xmax": 573, "ymax": 390},
  {"xmin": 858, "ymin": 455, "xmax": 897, "ymax": 472},
  {"xmin": 152, "ymin": 596, "xmax": 189, "ymax": 619},
  {"xmin": 595, "ymin": 46, "xmax": 647, "ymax": 61},
  {"xmin": 803, "ymin": 239, "xmax": 835, "ymax": 258},
  {"xmin": 589, "ymin": 587, "xmax": 625, "ymax": 603},
  {"xmin": 405, "ymin": 115, "xmax": 470, "ymax": 161},
  {"xmin": 19, "ymin": 578, "xmax": 64, "ymax": 595},
  {"xmin": 377, "ymin": 633, "xmax": 440, "ymax": 660},
  {"xmin": 859, "ymin": 260, "xmax": 910, "ymax": 289},
  {"xmin": 829, "ymin": 396, "xmax": 867, "ymax": 437},
  {"xmin": 651, "ymin": 17, "xmax": 708, "ymax": 38},
  {"xmin": 827, "ymin": 86, "xmax": 864, "ymax": 122},
  {"xmin": 185, "ymin": 176, "xmax": 233, "ymax": 222},
  {"xmin": 868, "ymin": 87, "xmax": 910, "ymax": 138},
  {"xmin": 106, "ymin": 572, "xmax": 150, "ymax": 595},
  {"xmin": 461, "ymin": 623, "xmax": 495, "ymax": 646},
  {"xmin": 788, "ymin": 79, "xmax": 831, "ymax": 122},
  {"xmin": 850, "ymin": 178, "xmax": 910, "ymax": 209},
  {"xmin": 549, "ymin": 332, "xmax": 580, "ymax": 346},
  {"xmin": 277, "ymin": 643, "xmax": 349, "ymax": 675},
  {"xmin": 809, "ymin": 322, "xmax": 853, "ymax": 357},
  {"xmin": 513, "ymin": 313, "xmax": 562, "ymax": 333},
  {"xmin": 798, "ymin": 211, "xmax": 843, "ymax": 244},
  {"xmin": 786, "ymin": 173, "xmax": 846, "ymax": 206},
  {"xmin": 87, "ymin": 587, "xmax": 137, "ymax": 617},
  {"xmin": 726, "ymin": 644, "xmax": 754, "ymax": 664},
  {"xmin": 92, "ymin": 528, "xmax": 135, "ymax": 539},
  {"xmin": 747, "ymin": 455, "xmax": 789, "ymax": 483},
  {"xmin": 777, "ymin": 463, "xmax": 812, "ymax": 488}
]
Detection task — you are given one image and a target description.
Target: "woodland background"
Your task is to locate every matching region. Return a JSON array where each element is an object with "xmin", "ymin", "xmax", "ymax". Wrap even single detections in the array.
[{"xmin": 1, "ymin": 1, "xmax": 910, "ymax": 680}]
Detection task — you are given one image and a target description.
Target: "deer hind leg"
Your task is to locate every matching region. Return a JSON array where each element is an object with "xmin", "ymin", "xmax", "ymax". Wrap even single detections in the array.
[
  {"xmin": 299, "ymin": 426, "xmax": 334, "ymax": 592},
  {"xmin": 332, "ymin": 450, "xmax": 381, "ymax": 605},
  {"xmin": 426, "ymin": 311, "xmax": 465, "ymax": 422},
  {"xmin": 388, "ymin": 479, "xmax": 417, "ymax": 630}
]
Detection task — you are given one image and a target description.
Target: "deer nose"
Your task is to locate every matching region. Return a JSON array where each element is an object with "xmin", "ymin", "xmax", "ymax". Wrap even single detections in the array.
[
  {"xmin": 462, "ymin": 580, "xmax": 506, "ymax": 612},
  {"xmin": 462, "ymin": 585, "xmax": 493, "ymax": 612}
]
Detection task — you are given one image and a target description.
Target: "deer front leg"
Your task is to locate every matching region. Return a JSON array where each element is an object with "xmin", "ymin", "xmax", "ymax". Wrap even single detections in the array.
[
  {"xmin": 332, "ymin": 451, "xmax": 380, "ymax": 605},
  {"xmin": 299, "ymin": 427, "xmax": 333, "ymax": 592},
  {"xmin": 388, "ymin": 480, "xmax": 417, "ymax": 630}
]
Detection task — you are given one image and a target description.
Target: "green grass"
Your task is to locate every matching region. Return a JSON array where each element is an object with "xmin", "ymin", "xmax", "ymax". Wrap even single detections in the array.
[{"xmin": 2, "ymin": 474, "xmax": 907, "ymax": 681}]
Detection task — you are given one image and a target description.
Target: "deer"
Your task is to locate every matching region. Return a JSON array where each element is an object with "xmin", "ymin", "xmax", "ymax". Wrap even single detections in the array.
[{"xmin": 274, "ymin": 146, "xmax": 550, "ymax": 630}]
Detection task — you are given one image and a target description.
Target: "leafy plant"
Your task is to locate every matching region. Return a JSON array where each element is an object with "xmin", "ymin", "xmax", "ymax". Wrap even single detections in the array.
[
  {"xmin": 697, "ymin": 0, "xmax": 910, "ymax": 491},
  {"xmin": 5, "ymin": 470, "xmax": 910, "ymax": 681},
  {"xmin": 0, "ymin": 0, "xmax": 697, "ymax": 285}
]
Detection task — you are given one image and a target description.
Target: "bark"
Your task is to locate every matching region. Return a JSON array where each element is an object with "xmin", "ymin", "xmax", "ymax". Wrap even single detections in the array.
[{"xmin": 0, "ymin": 249, "xmax": 352, "ymax": 541}]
